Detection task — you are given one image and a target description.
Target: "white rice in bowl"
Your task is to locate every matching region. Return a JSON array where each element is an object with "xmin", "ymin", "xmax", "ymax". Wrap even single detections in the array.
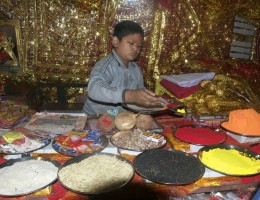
[{"xmin": 58, "ymin": 154, "xmax": 134, "ymax": 193}]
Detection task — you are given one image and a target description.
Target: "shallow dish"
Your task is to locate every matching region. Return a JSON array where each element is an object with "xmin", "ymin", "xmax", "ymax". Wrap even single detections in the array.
[
  {"xmin": 174, "ymin": 125, "xmax": 227, "ymax": 146},
  {"xmin": 122, "ymin": 103, "xmax": 167, "ymax": 115},
  {"xmin": 52, "ymin": 133, "xmax": 108, "ymax": 157},
  {"xmin": 110, "ymin": 130, "xmax": 166, "ymax": 152},
  {"xmin": 198, "ymin": 144, "xmax": 260, "ymax": 176},
  {"xmin": 0, "ymin": 157, "xmax": 60, "ymax": 197},
  {"xmin": 134, "ymin": 149, "xmax": 205, "ymax": 185},
  {"xmin": 58, "ymin": 152, "xmax": 134, "ymax": 194},
  {"xmin": 0, "ymin": 127, "xmax": 51, "ymax": 155},
  {"xmin": 220, "ymin": 122, "xmax": 260, "ymax": 137},
  {"xmin": 0, "ymin": 139, "xmax": 50, "ymax": 155}
]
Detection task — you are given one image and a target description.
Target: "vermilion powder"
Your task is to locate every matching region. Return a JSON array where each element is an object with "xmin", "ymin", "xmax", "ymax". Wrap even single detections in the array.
[{"xmin": 174, "ymin": 126, "xmax": 226, "ymax": 145}]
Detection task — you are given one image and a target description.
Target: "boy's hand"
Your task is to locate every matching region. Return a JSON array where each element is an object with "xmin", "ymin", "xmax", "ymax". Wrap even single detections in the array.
[{"xmin": 124, "ymin": 89, "xmax": 161, "ymax": 107}]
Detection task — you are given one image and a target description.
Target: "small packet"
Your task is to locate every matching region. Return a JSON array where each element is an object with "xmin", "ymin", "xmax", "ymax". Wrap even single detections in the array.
[
  {"xmin": 74, "ymin": 142, "xmax": 93, "ymax": 153},
  {"xmin": 82, "ymin": 129, "xmax": 101, "ymax": 141},
  {"xmin": 151, "ymin": 133, "xmax": 164, "ymax": 143},
  {"xmin": 140, "ymin": 131, "xmax": 153, "ymax": 140}
]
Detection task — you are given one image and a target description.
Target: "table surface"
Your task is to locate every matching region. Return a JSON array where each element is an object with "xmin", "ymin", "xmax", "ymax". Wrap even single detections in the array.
[{"xmin": 0, "ymin": 113, "xmax": 259, "ymax": 200}]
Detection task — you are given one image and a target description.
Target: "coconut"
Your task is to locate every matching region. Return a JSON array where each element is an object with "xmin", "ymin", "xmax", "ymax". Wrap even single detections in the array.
[
  {"xmin": 97, "ymin": 112, "xmax": 115, "ymax": 133},
  {"xmin": 136, "ymin": 114, "xmax": 154, "ymax": 130},
  {"xmin": 115, "ymin": 111, "xmax": 139, "ymax": 131}
]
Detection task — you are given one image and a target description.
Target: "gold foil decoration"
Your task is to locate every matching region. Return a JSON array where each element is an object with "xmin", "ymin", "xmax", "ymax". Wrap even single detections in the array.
[
  {"xmin": 146, "ymin": 7, "xmax": 167, "ymax": 86},
  {"xmin": 0, "ymin": 0, "xmax": 259, "ymax": 106},
  {"xmin": 180, "ymin": 74, "xmax": 260, "ymax": 115}
]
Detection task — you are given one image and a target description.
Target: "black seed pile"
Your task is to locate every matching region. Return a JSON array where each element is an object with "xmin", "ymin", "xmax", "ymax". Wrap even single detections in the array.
[{"xmin": 134, "ymin": 149, "xmax": 205, "ymax": 184}]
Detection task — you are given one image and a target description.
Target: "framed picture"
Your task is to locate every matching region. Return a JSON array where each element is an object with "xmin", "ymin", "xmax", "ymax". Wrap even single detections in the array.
[{"xmin": 0, "ymin": 20, "xmax": 23, "ymax": 71}]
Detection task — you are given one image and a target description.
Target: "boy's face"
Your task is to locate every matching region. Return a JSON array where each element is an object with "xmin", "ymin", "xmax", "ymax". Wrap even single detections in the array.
[{"xmin": 112, "ymin": 33, "xmax": 143, "ymax": 66}]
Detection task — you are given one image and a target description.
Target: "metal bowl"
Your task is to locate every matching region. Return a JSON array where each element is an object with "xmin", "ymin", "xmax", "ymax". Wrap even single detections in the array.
[
  {"xmin": 134, "ymin": 149, "xmax": 205, "ymax": 185},
  {"xmin": 0, "ymin": 156, "xmax": 60, "ymax": 197},
  {"xmin": 220, "ymin": 121, "xmax": 260, "ymax": 137},
  {"xmin": 110, "ymin": 130, "xmax": 167, "ymax": 152},
  {"xmin": 52, "ymin": 134, "xmax": 108, "ymax": 157},
  {"xmin": 197, "ymin": 144, "xmax": 260, "ymax": 176},
  {"xmin": 0, "ymin": 138, "xmax": 51, "ymax": 155},
  {"xmin": 174, "ymin": 124, "xmax": 227, "ymax": 146},
  {"xmin": 58, "ymin": 152, "xmax": 134, "ymax": 195}
]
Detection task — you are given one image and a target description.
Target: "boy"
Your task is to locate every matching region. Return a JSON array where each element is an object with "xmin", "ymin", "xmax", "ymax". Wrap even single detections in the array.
[{"xmin": 83, "ymin": 20, "xmax": 160, "ymax": 116}]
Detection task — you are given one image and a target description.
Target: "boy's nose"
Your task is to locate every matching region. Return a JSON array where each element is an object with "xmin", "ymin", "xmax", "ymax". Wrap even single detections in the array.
[{"xmin": 133, "ymin": 45, "xmax": 138, "ymax": 52}]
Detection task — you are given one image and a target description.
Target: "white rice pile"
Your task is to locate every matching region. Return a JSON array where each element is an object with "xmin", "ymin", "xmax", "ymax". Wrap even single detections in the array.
[
  {"xmin": 58, "ymin": 154, "xmax": 133, "ymax": 193},
  {"xmin": 0, "ymin": 160, "xmax": 58, "ymax": 195}
]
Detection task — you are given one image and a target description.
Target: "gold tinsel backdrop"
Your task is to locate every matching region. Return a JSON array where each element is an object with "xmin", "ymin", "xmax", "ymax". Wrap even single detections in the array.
[{"xmin": 0, "ymin": 0, "xmax": 259, "ymax": 114}]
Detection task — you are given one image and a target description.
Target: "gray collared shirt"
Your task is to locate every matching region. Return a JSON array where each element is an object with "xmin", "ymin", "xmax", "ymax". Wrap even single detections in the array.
[{"xmin": 83, "ymin": 49, "xmax": 145, "ymax": 116}]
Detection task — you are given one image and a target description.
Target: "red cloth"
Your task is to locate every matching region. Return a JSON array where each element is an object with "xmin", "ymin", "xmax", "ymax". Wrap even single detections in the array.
[
  {"xmin": 160, "ymin": 79, "xmax": 201, "ymax": 99},
  {"xmin": 0, "ymin": 157, "xmax": 6, "ymax": 165}
]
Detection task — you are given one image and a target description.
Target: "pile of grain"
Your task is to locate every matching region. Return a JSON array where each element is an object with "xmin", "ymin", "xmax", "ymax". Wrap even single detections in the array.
[
  {"xmin": 58, "ymin": 154, "xmax": 133, "ymax": 193},
  {"xmin": 0, "ymin": 160, "xmax": 58, "ymax": 195}
]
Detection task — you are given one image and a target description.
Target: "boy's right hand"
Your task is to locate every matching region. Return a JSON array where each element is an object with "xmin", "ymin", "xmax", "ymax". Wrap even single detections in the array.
[{"xmin": 124, "ymin": 89, "xmax": 161, "ymax": 107}]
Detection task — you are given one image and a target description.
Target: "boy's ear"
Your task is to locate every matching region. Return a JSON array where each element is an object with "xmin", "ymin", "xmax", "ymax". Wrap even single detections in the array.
[{"xmin": 112, "ymin": 36, "xmax": 119, "ymax": 47}]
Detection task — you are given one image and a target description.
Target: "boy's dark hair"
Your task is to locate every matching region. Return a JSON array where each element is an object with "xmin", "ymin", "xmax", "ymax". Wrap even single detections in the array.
[{"xmin": 113, "ymin": 20, "xmax": 144, "ymax": 41}]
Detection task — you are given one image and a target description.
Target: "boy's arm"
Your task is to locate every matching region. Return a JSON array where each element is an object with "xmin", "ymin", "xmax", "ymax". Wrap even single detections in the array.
[{"xmin": 123, "ymin": 89, "xmax": 160, "ymax": 107}]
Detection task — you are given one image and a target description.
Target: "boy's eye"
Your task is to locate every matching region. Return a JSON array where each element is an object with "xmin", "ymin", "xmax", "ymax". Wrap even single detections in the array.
[{"xmin": 128, "ymin": 42, "xmax": 142, "ymax": 48}]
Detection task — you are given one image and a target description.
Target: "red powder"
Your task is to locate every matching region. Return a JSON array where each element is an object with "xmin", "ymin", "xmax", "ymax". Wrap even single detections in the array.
[
  {"xmin": 167, "ymin": 103, "xmax": 179, "ymax": 109},
  {"xmin": 174, "ymin": 126, "xmax": 227, "ymax": 145},
  {"xmin": 101, "ymin": 118, "xmax": 113, "ymax": 126}
]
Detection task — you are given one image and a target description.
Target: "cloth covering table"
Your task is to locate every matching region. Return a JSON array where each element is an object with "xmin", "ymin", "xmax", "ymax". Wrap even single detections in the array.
[{"xmin": 0, "ymin": 114, "xmax": 259, "ymax": 200}]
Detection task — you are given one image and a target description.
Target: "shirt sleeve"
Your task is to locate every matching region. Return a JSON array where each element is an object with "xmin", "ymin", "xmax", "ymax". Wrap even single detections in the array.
[{"xmin": 87, "ymin": 59, "xmax": 145, "ymax": 104}]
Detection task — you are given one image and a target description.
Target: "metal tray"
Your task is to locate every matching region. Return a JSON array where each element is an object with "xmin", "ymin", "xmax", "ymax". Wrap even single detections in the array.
[
  {"xmin": 134, "ymin": 149, "xmax": 205, "ymax": 185},
  {"xmin": 110, "ymin": 130, "xmax": 167, "ymax": 152},
  {"xmin": 0, "ymin": 137, "xmax": 51, "ymax": 155},
  {"xmin": 52, "ymin": 134, "xmax": 108, "ymax": 157},
  {"xmin": 174, "ymin": 125, "xmax": 227, "ymax": 146},
  {"xmin": 58, "ymin": 152, "xmax": 134, "ymax": 194},
  {"xmin": 197, "ymin": 144, "xmax": 260, "ymax": 176},
  {"xmin": 0, "ymin": 157, "xmax": 60, "ymax": 197},
  {"xmin": 220, "ymin": 121, "xmax": 260, "ymax": 137},
  {"xmin": 122, "ymin": 103, "xmax": 168, "ymax": 115}
]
